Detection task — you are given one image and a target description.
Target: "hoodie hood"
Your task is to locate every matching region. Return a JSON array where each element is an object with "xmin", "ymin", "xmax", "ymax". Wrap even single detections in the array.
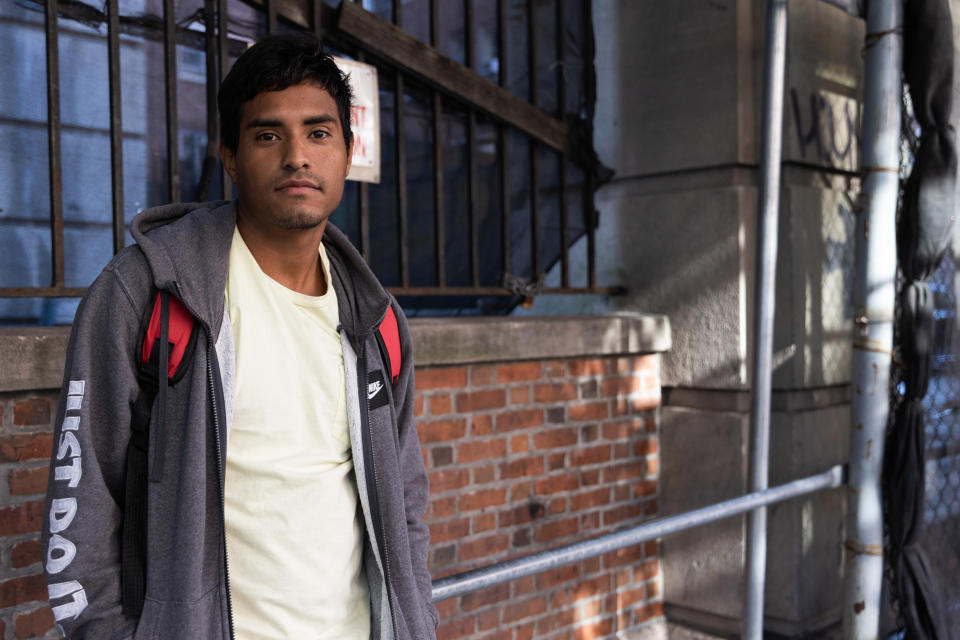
[
  {"xmin": 323, "ymin": 223, "xmax": 392, "ymax": 341},
  {"xmin": 130, "ymin": 200, "xmax": 391, "ymax": 342},
  {"xmin": 131, "ymin": 201, "xmax": 234, "ymax": 338}
]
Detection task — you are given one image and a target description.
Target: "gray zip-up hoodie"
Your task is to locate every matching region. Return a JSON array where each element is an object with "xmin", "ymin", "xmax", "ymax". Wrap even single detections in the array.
[{"xmin": 41, "ymin": 201, "xmax": 438, "ymax": 640}]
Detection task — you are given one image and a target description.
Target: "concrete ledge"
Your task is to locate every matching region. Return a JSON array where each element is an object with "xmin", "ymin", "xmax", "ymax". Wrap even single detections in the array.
[
  {"xmin": 410, "ymin": 312, "xmax": 671, "ymax": 366},
  {"xmin": 0, "ymin": 313, "xmax": 671, "ymax": 391},
  {"xmin": 662, "ymin": 384, "xmax": 851, "ymax": 413},
  {"xmin": 0, "ymin": 327, "xmax": 71, "ymax": 392}
]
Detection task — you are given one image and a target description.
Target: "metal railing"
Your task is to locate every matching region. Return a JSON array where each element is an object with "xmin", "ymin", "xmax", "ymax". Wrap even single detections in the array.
[
  {"xmin": 431, "ymin": 465, "xmax": 846, "ymax": 603},
  {"xmin": 0, "ymin": 0, "xmax": 614, "ymax": 302}
]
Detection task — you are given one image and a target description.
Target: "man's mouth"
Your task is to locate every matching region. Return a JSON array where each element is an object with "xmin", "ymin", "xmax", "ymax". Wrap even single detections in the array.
[{"xmin": 276, "ymin": 179, "xmax": 320, "ymax": 192}]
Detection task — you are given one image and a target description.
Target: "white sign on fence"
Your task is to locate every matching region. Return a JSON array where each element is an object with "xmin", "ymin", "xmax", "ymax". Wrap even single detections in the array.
[{"xmin": 334, "ymin": 57, "xmax": 380, "ymax": 184}]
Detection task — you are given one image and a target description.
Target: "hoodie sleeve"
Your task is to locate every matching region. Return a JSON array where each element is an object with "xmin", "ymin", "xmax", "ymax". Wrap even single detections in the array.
[
  {"xmin": 42, "ymin": 265, "xmax": 141, "ymax": 639},
  {"xmin": 390, "ymin": 299, "xmax": 440, "ymax": 637}
]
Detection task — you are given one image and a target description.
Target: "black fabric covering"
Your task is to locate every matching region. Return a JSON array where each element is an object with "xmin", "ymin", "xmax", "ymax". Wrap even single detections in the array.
[
  {"xmin": 900, "ymin": 282, "xmax": 935, "ymax": 396},
  {"xmin": 899, "ymin": 0, "xmax": 957, "ymax": 281},
  {"xmin": 884, "ymin": 0, "xmax": 958, "ymax": 637}
]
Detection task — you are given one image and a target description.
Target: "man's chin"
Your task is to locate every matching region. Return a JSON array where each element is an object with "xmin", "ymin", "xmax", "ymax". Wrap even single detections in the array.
[{"xmin": 275, "ymin": 210, "xmax": 327, "ymax": 231}]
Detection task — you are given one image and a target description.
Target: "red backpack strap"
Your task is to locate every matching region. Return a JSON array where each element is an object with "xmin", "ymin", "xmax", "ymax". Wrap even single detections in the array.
[
  {"xmin": 125, "ymin": 290, "xmax": 197, "ymax": 618},
  {"xmin": 378, "ymin": 305, "xmax": 402, "ymax": 385},
  {"xmin": 141, "ymin": 292, "xmax": 198, "ymax": 383}
]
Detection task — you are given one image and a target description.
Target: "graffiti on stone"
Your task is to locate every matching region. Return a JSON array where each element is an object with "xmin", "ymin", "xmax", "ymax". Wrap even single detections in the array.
[{"xmin": 789, "ymin": 88, "xmax": 859, "ymax": 171}]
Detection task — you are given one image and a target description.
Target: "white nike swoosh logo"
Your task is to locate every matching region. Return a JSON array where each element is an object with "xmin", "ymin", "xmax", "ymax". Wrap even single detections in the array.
[{"xmin": 367, "ymin": 381, "xmax": 384, "ymax": 400}]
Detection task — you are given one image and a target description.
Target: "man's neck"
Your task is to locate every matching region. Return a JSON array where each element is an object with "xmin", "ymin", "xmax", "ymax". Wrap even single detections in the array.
[{"xmin": 235, "ymin": 208, "xmax": 328, "ymax": 297}]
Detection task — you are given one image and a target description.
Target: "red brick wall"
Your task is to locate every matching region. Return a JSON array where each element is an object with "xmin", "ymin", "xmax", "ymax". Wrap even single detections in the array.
[
  {"xmin": 0, "ymin": 354, "xmax": 662, "ymax": 640},
  {"xmin": 416, "ymin": 355, "xmax": 663, "ymax": 640},
  {"xmin": 0, "ymin": 391, "xmax": 59, "ymax": 639}
]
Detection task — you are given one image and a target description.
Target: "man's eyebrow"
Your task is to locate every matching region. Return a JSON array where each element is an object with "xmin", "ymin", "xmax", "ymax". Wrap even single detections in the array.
[
  {"xmin": 304, "ymin": 115, "xmax": 338, "ymax": 126},
  {"xmin": 245, "ymin": 115, "xmax": 338, "ymax": 129}
]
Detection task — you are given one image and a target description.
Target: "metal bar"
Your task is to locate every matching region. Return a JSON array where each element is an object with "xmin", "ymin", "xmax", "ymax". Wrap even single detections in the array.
[
  {"xmin": 743, "ymin": 2, "xmax": 788, "ymax": 638},
  {"xmin": 45, "ymin": 0, "xmax": 64, "ymax": 287},
  {"xmin": 464, "ymin": 0, "xmax": 477, "ymax": 288},
  {"xmin": 530, "ymin": 143, "xmax": 541, "ymax": 279},
  {"xmin": 468, "ymin": 113, "xmax": 479, "ymax": 287},
  {"xmin": 556, "ymin": 0, "xmax": 565, "ymax": 117},
  {"xmin": 0, "ymin": 285, "xmax": 625, "ymax": 299},
  {"xmin": 465, "ymin": 0, "xmax": 474, "ymax": 69},
  {"xmin": 433, "ymin": 92, "xmax": 446, "ymax": 286},
  {"xmin": 388, "ymin": 286, "xmax": 624, "ymax": 296},
  {"xmin": 0, "ymin": 287, "xmax": 88, "ymax": 298},
  {"xmin": 218, "ymin": 0, "xmax": 230, "ymax": 79},
  {"xmin": 527, "ymin": 0, "xmax": 541, "ymax": 280},
  {"xmin": 432, "ymin": 466, "xmax": 845, "ymax": 602},
  {"xmin": 198, "ymin": 0, "xmax": 219, "ymax": 201},
  {"xmin": 556, "ymin": 0, "xmax": 569, "ymax": 287},
  {"xmin": 497, "ymin": 0, "xmax": 510, "ymax": 281},
  {"xmin": 0, "ymin": 116, "xmax": 137, "ymax": 138},
  {"xmin": 559, "ymin": 159, "xmax": 569, "ymax": 288},
  {"xmin": 429, "ymin": 0, "xmax": 444, "ymax": 285},
  {"xmin": 336, "ymin": 2, "xmax": 567, "ymax": 152},
  {"xmin": 499, "ymin": 126, "xmax": 511, "ymax": 280},
  {"xmin": 313, "ymin": 0, "xmax": 324, "ymax": 42},
  {"xmin": 106, "ymin": 0, "xmax": 125, "ymax": 253},
  {"xmin": 164, "ymin": 0, "xmax": 180, "ymax": 204},
  {"xmin": 266, "ymin": 0, "xmax": 277, "ymax": 34},
  {"xmin": 527, "ymin": 0, "xmax": 537, "ymax": 104},
  {"xmin": 395, "ymin": 73, "xmax": 409, "ymax": 287},
  {"xmin": 583, "ymin": 0, "xmax": 596, "ymax": 290},
  {"xmin": 842, "ymin": 0, "xmax": 901, "ymax": 637},
  {"xmin": 585, "ymin": 171, "xmax": 595, "ymax": 289},
  {"xmin": 497, "ymin": 0, "xmax": 507, "ymax": 89},
  {"xmin": 218, "ymin": 0, "xmax": 231, "ymax": 197}
]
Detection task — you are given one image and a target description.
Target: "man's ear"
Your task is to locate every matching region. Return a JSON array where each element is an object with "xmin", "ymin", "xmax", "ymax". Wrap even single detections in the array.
[{"xmin": 219, "ymin": 143, "xmax": 238, "ymax": 182}]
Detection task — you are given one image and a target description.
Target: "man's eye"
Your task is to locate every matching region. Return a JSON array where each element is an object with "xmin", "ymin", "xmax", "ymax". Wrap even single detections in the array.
[
  {"xmin": 310, "ymin": 130, "xmax": 330, "ymax": 139},
  {"xmin": 256, "ymin": 132, "xmax": 278, "ymax": 141}
]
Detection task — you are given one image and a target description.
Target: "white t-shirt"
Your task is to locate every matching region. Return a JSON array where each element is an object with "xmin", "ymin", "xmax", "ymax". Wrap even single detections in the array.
[{"xmin": 223, "ymin": 227, "xmax": 370, "ymax": 639}]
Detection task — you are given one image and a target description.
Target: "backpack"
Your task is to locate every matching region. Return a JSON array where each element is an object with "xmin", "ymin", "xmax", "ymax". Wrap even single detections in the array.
[{"xmin": 121, "ymin": 290, "xmax": 402, "ymax": 617}]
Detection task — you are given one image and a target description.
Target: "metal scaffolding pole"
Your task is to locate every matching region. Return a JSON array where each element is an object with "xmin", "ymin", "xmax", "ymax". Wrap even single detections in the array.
[
  {"xmin": 843, "ymin": 0, "xmax": 901, "ymax": 637},
  {"xmin": 742, "ymin": 0, "xmax": 788, "ymax": 637}
]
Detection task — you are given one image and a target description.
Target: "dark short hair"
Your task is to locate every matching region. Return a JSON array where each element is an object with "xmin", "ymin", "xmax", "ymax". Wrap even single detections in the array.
[{"xmin": 218, "ymin": 33, "xmax": 354, "ymax": 153}]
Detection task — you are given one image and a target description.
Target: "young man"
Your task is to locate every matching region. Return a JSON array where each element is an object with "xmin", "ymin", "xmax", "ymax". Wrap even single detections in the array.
[{"xmin": 41, "ymin": 33, "xmax": 437, "ymax": 639}]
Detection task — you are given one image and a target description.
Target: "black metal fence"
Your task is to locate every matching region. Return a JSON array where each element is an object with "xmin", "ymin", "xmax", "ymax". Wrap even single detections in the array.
[{"xmin": 0, "ymin": 0, "xmax": 613, "ymax": 322}]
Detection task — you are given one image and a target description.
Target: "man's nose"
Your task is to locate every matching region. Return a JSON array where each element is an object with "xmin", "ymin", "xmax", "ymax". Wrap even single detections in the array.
[{"xmin": 282, "ymin": 137, "xmax": 310, "ymax": 170}]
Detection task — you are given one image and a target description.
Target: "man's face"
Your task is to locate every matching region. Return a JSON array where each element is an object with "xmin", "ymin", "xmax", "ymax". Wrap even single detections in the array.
[{"xmin": 220, "ymin": 82, "xmax": 352, "ymax": 231}]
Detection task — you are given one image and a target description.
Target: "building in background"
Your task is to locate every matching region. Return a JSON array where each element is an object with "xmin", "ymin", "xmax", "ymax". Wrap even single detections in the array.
[{"xmin": 4, "ymin": 0, "xmax": 955, "ymax": 638}]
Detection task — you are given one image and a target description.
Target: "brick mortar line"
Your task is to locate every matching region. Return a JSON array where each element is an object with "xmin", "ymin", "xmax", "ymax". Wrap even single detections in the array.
[
  {"xmin": 426, "ymin": 456, "xmax": 654, "ymax": 470},
  {"xmin": 0, "ymin": 484, "xmax": 45, "ymax": 508},
  {"xmin": 428, "ymin": 485, "xmax": 654, "ymax": 500},
  {"xmin": 426, "ymin": 494, "xmax": 657, "ymax": 519},
  {"xmin": 418, "ymin": 410, "xmax": 658, "ymax": 425},
  {"xmin": 432, "ymin": 372, "xmax": 660, "ymax": 393}
]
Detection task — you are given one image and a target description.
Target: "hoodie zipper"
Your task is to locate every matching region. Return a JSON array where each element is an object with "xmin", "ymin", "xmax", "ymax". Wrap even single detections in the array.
[
  {"xmin": 207, "ymin": 345, "xmax": 236, "ymax": 640},
  {"xmin": 357, "ymin": 339, "xmax": 400, "ymax": 638}
]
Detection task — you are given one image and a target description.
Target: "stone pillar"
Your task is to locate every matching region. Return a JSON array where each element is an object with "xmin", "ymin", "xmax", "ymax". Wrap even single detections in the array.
[{"xmin": 527, "ymin": 0, "xmax": 864, "ymax": 635}]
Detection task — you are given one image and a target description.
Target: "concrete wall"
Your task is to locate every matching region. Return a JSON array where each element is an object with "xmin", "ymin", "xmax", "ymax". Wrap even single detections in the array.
[
  {"xmin": 612, "ymin": 1, "xmax": 859, "ymax": 635},
  {"xmin": 0, "ymin": 314, "xmax": 671, "ymax": 640},
  {"xmin": 526, "ymin": 0, "xmax": 863, "ymax": 636}
]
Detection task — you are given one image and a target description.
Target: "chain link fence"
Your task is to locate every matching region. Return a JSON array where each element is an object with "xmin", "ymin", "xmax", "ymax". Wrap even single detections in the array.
[{"xmin": 883, "ymin": 85, "xmax": 960, "ymax": 638}]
